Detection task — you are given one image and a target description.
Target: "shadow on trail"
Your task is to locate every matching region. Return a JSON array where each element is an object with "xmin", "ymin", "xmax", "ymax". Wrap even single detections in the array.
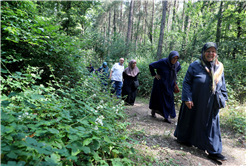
[{"xmin": 124, "ymin": 100, "xmax": 243, "ymax": 166}]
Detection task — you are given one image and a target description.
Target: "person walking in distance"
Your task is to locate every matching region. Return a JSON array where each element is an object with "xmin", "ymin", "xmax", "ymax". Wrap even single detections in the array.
[{"xmin": 109, "ymin": 58, "xmax": 125, "ymax": 99}]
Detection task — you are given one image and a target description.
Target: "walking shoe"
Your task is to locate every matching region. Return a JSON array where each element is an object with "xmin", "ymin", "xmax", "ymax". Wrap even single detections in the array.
[
  {"xmin": 164, "ymin": 118, "xmax": 173, "ymax": 124},
  {"xmin": 151, "ymin": 110, "xmax": 156, "ymax": 118},
  {"xmin": 208, "ymin": 153, "xmax": 227, "ymax": 161}
]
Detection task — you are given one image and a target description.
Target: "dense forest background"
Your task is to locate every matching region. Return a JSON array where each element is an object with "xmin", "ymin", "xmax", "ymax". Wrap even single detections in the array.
[{"xmin": 1, "ymin": 1, "xmax": 245, "ymax": 165}]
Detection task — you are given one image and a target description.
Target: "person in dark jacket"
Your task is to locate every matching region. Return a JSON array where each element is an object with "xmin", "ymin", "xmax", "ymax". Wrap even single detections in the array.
[
  {"xmin": 86, "ymin": 63, "xmax": 94, "ymax": 73},
  {"xmin": 122, "ymin": 59, "xmax": 139, "ymax": 106},
  {"xmin": 149, "ymin": 51, "xmax": 181, "ymax": 124},
  {"xmin": 174, "ymin": 42, "xmax": 228, "ymax": 161},
  {"xmin": 96, "ymin": 62, "xmax": 109, "ymax": 91}
]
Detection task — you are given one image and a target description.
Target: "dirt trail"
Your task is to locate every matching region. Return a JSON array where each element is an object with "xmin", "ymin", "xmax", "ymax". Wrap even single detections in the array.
[{"xmin": 124, "ymin": 99, "xmax": 246, "ymax": 166}]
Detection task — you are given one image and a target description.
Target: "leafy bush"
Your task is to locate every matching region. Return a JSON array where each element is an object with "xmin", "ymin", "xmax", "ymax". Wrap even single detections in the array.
[{"xmin": 1, "ymin": 66, "xmax": 135, "ymax": 165}]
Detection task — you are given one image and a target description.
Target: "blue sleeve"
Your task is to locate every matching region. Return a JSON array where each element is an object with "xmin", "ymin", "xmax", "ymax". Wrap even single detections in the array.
[
  {"xmin": 96, "ymin": 67, "xmax": 102, "ymax": 72},
  {"xmin": 149, "ymin": 60, "xmax": 163, "ymax": 76},
  {"xmin": 182, "ymin": 64, "xmax": 194, "ymax": 102},
  {"xmin": 221, "ymin": 72, "xmax": 228, "ymax": 101}
]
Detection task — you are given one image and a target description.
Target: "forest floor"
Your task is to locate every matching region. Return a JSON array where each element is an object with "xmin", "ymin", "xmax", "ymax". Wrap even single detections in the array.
[{"xmin": 124, "ymin": 98, "xmax": 246, "ymax": 166}]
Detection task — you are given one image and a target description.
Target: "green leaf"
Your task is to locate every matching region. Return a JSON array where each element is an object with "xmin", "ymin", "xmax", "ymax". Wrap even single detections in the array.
[
  {"xmin": 8, "ymin": 92, "xmax": 18, "ymax": 98},
  {"xmin": 111, "ymin": 158, "xmax": 124, "ymax": 166},
  {"xmin": 48, "ymin": 128, "xmax": 59, "ymax": 134},
  {"xmin": 26, "ymin": 137, "xmax": 37, "ymax": 145},
  {"xmin": 36, "ymin": 147, "xmax": 51, "ymax": 155},
  {"xmin": 104, "ymin": 136, "xmax": 113, "ymax": 143},
  {"xmin": 90, "ymin": 139, "xmax": 100, "ymax": 151},
  {"xmin": 1, "ymin": 145, "xmax": 11, "ymax": 152},
  {"xmin": 1, "ymin": 100, "xmax": 11, "ymax": 108},
  {"xmin": 1, "ymin": 125, "xmax": 5, "ymax": 134},
  {"xmin": 6, "ymin": 151, "xmax": 18, "ymax": 159},
  {"xmin": 4, "ymin": 135, "xmax": 13, "ymax": 141},
  {"xmin": 80, "ymin": 146, "xmax": 90, "ymax": 154},
  {"xmin": 50, "ymin": 153, "xmax": 60, "ymax": 163},
  {"xmin": 1, "ymin": 161, "xmax": 26, "ymax": 166},
  {"xmin": 112, "ymin": 149, "xmax": 120, "ymax": 154},
  {"xmin": 31, "ymin": 94, "xmax": 45, "ymax": 100},
  {"xmin": 83, "ymin": 138, "xmax": 92, "ymax": 146},
  {"xmin": 1, "ymin": 68, "xmax": 8, "ymax": 73},
  {"xmin": 93, "ymin": 152, "xmax": 101, "ymax": 160},
  {"xmin": 66, "ymin": 155, "xmax": 77, "ymax": 162}
]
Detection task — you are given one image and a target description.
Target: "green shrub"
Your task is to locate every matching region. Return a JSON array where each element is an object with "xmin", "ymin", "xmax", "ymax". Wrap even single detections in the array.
[{"xmin": 1, "ymin": 66, "xmax": 134, "ymax": 165}]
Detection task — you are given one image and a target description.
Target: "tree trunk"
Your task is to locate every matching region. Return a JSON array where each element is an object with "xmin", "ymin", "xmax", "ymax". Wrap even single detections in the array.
[
  {"xmin": 131, "ymin": 2, "xmax": 135, "ymax": 41},
  {"xmin": 144, "ymin": 1, "xmax": 148, "ymax": 45},
  {"xmin": 232, "ymin": 2, "xmax": 244, "ymax": 59},
  {"xmin": 104, "ymin": 15, "xmax": 107, "ymax": 38},
  {"xmin": 150, "ymin": 0, "xmax": 155, "ymax": 54},
  {"xmin": 119, "ymin": 2, "xmax": 123, "ymax": 33},
  {"xmin": 113, "ymin": 6, "xmax": 116, "ymax": 39},
  {"xmin": 135, "ymin": 1, "xmax": 141, "ymax": 52},
  {"xmin": 126, "ymin": 0, "xmax": 134, "ymax": 56},
  {"xmin": 171, "ymin": 0, "xmax": 176, "ymax": 30},
  {"xmin": 166, "ymin": 1, "xmax": 171, "ymax": 32},
  {"xmin": 215, "ymin": 1, "xmax": 223, "ymax": 45},
  {"xmin": 157, "ymin": 1, "xmax": 167, "ymax": 60},
  {"xmin": 181, "ymin": 2, "xmax": 186, "ymax": 32},
  {"xmin": 108, "ymin": 10, "xmax": 111, "ymax": 38}
]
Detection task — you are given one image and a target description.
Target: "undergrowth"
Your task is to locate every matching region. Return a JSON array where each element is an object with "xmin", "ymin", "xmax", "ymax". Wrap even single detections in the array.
[{"xmin": 1, "ymin": 64, "xmax": 135, "ymax": 166}]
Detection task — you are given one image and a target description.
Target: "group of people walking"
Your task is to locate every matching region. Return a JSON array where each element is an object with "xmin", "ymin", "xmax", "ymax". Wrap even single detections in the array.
[
  {"xmin": 87, "ymin": 58, "xmax": 139, "ymax": 105},
  {"xmin": 149, "ymin": 42, "xmax": 228, "ymax": 161},
  {"xmin": 87, "ymin": 42, "xmax": 228, "ymax": 162}
]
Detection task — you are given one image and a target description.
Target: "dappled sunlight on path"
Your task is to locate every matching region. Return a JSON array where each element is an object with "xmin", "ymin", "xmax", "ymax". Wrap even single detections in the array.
[{"xmin": 124, "ymin": 99, "xmax": 246, "ymax": 166}]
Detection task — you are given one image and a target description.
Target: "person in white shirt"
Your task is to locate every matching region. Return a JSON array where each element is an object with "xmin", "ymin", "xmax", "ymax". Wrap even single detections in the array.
[{"xmin": 109, "ymin": 58, "xmax": 125, "ymax": 98}]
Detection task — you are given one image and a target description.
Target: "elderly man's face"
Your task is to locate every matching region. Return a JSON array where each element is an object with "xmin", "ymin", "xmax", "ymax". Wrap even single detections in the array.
[{"xmin": 119, "ymin": 58, "xmax": 124, "ymax": 65}]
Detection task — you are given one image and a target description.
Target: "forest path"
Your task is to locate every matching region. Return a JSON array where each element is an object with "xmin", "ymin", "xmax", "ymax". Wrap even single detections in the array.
[{"xmin": 124, "ymin": 99, "xmax": 245, "ymax": 166}]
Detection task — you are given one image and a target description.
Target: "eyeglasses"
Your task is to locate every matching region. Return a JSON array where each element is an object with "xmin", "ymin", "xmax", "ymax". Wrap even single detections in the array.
[{"xmin": 173, "ymin": 57, "xmax": 179, "ymax": 60}]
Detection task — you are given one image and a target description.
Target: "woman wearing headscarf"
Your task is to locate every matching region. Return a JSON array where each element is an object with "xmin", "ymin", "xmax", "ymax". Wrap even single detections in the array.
[
  {"xmin": 96, "ymin": 62, "xmax": 109, "ymax": 90},
  {"xmin": 122, "ymin": 59, "xmax": 139, "ymax": 106},
  {"xmin": 149, "ymin": 51, "xmax": 181, "ymax": 124},
  {"xmin": 174, "ymin": 42, "xmax": 228, "ymax": 161}
]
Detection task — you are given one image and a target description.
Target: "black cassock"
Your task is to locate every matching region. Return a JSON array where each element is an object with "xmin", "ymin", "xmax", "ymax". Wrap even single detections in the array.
[{"xmin": 122, "ymin": 72, "xmax": 138, "ymax": 105}]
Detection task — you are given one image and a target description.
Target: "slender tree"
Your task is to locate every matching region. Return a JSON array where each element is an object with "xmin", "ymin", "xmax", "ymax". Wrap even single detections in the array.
[
  {"xmin": 119, "ymin": 2, "xmax": 123, "ymax": 33},
  {"xmin": 113, "ymin": 5, "xmax": 116, "ymax": 39},
  {"xmin": 171, "ymin": 0, "xmax": 176, "ymax": 30},
  {"xmin": 150, "ymin": 0, "xmax": 155, "ymax": 44},
  {"xmin": 215, "ymin": 1, "xmax": 223, "ymax": 45},
  {"xmin": 108, "ymin": 9, "xmax": 111, "ymax": 37},
  {"xmin": 135, "ymin": 1, "xmax": 141, "ymax": 52},
  {"xmin": 157, "ymin": 1, "xmax": 167, "ymax": 60},
  {"xmin": 232, "ymin": 2, "xmax": 245, "ymax": 58},
  {"xmin": 126, "ymin": 0, "xmax": 134, "ymax": 56}
]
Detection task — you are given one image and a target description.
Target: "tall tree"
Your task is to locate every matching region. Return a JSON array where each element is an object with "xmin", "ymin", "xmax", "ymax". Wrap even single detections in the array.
[
  {"xmin": 166, "ymin": 1, "xmax": 171, "ymax": 32},
  {"xmin": 150, "ymin": 0, "xmax": 155, "ymax": 44},
  {"xmin": 181, "ymin": 1, "xmax": 186, "ymax": 32},
  {"xmin": 215, "ymin": 1, "xmax": 223, "ymax": 45},
  {"xmin": 135, "ymin": 1, "xmax": 141, "ymax": 52},
  {"xmin": 144, "ymin": 1, "xmax": 148, "ymax": 45},
  {"xmin": 113, "ymin": 5, "xmax": 116, "ymax": 38},
  {"xmin": 108, "ymin": 9, "xmax": 111, "ymax": 37},
  {"xmin": 126, "ymin": 0, "xmax": 134, "ymax": 56},
  {"xmin": 232, "ymin": 2, "xmax": 245, "ymax": 58},
  {"xmin": 157, "ymin": 1, "xmax": 167, "ymax": 60},
  {"xmin": 119, "ymin": 2, "xmax": 123, "ymax": 33},
  {"xmin": 171, "ymin": 0, "xmax": 177, "ymax": 30}
]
